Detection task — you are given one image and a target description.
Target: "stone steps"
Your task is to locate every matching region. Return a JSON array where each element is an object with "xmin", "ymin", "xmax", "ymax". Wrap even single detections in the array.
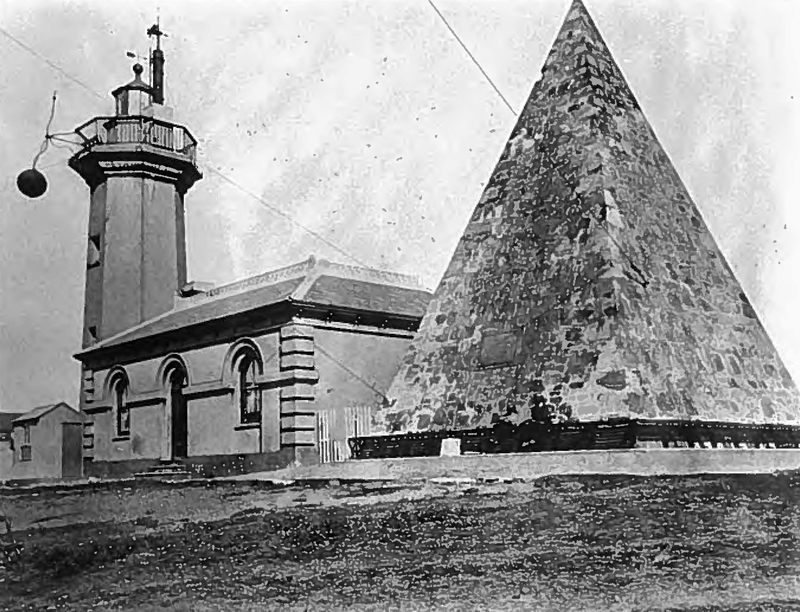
[{"xmin": 134, "ymin": 461, "xmax": 193, "ymax": 481}]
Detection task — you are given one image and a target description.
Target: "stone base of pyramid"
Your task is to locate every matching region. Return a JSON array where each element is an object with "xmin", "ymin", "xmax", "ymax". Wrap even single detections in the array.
[{"xmin": 355, "ymin": 418, "xmax": 800, "ymax": 457}]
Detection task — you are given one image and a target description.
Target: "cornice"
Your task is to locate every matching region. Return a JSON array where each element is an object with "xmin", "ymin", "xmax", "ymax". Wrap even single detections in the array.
[{"xmin": 68, "ymin": 144, "xmax": 202, "ymax": 193}]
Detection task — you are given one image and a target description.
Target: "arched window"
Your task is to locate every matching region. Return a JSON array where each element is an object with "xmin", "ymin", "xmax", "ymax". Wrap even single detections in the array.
[
  {"xmin": 237, "ymin": 352, "xmax": 261, "ymax": 424},
  {"xmin": 112, "ymin": 375, "xmax": 130, "ymax": 437}
]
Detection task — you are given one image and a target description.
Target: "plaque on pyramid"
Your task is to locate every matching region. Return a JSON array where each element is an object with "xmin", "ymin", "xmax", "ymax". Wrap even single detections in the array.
[{"xmin": 375, "ymin": 0, "xmax": 800, "ymax": 434}]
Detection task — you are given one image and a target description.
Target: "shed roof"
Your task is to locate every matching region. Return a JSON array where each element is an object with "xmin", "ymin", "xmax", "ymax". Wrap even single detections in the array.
[{"xmin": 12, "ymin": 402, "xmax": 82, "ymax": 425}]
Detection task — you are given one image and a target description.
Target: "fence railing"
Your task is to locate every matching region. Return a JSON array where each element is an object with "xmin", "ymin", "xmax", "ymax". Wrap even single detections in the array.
[
  {"xmin": 74, "ymin": 116, "xmax": 198, "ymax": 163},
  {"xmin": 318, "ymin": 406, "xmax": 372, "ymax": 464},
  {"xmin": 348, "ymin": 417, "xmax": 800, "ymax": 460}
]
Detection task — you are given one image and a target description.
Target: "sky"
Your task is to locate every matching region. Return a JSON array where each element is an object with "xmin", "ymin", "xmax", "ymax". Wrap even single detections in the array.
[{"xmin": 0, "ymin": 0, "xmax": 798, "ymax": 412}]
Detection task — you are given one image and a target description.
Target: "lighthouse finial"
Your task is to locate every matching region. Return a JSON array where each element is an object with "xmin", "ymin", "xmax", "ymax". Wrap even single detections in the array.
[{"xmin": 147, "ymin": 18, "xmax": 167, "ymax": 105}]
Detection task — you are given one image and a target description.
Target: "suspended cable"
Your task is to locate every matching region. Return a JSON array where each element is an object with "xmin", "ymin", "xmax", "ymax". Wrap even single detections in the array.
[
  {"xmin": 48, "ymin": 135, "xmax": 81, "ymax": 147},
  {"xmin": 315, "ymin": 342, "xmax": 389, "ymax": 402},
  {"xmin": 426, "ymin": 0, "xmax": 517, "ymax": 116},
  {"xmin": 39, "ymin": 158, "xmax": 70, "ymax": 171},
  {"xmin": 0, "ymin": 26, "xmax": 105, "ymax": 101},
  {"xmin": 49, "ymin": 140, "xmax": 78, "ymax": 151},
  {"xmin": 206, "ymin": 166, "xmax": 367, "ymax": 267},
  {"xmin": 30, "ymin": 92, "xmax": 59, "ymax": 169}
]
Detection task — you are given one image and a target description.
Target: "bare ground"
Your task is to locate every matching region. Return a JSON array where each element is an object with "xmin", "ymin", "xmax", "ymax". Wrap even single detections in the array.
[{"xmin": 1, "ymin": 473, "xmax": 800, "ymax": 611}]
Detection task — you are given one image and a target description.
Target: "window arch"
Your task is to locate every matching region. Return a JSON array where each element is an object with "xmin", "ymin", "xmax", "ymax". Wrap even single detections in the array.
[
  {"xmin": 111, "ymin": 374, "xmax": 130, "ymax": 437},
  {"xmin": 157, "ymin": 354, "xmax": 191, "ymax": 392},
  {"xmin": 167, "ymin": 366, "xmax": 187, "ymax": 392},
  {"xmin": 235, "ymin": 350, "xmax": 262, "ymax": 424}
]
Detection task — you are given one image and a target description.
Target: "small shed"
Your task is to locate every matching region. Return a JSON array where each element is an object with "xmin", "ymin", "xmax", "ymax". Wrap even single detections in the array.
[{"xmin": 10, "ymin": 402, "xmax": 85, "ymax": 482}]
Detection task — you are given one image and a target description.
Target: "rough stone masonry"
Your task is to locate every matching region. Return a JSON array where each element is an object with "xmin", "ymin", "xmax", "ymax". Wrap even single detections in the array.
[{"xmin": 374, "ymin": 0, "xmax": 800, "ymax": 434}]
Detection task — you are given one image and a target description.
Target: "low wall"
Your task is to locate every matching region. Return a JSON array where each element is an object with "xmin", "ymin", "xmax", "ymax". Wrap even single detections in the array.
[
  {"xmin": 351, "ymin": 419, "xmax": 800, "ymax": 460},
  {"xmin": 184, "ymin": 448, "xmax": 300, "ymax": 478},
  {"xmin": 252, "ymin": 448, "xmax": 800, "ymax": 481}
]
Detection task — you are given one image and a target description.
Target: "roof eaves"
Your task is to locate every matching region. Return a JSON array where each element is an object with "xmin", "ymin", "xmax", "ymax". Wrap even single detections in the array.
[
  {"xmin": 75, "ymin": 297, "xmax": 300, "ymax": 363},
  {"xmin": 289, "ymin": 299, "xmax": 424, "ymax": 322}
]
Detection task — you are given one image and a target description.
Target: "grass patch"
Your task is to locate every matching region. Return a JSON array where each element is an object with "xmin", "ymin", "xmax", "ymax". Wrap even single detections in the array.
[{"xmin": 2, "ymin": 473, "xmax": 800, "ymax": 611}]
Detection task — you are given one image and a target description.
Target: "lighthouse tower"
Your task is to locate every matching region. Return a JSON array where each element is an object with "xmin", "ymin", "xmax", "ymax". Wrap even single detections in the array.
[{"xmin": 69, "ymin": 23, "xmax": 202, "ymax": 348}]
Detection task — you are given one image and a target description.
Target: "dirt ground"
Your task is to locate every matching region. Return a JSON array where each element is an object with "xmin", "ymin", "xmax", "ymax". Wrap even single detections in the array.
[{"xmin": 2, "ymin": 473, "xmax": 800, "ymax": 611}]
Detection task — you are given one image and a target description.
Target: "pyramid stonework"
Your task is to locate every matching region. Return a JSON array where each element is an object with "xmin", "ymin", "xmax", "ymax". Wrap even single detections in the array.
[{"xmin": 375, "ymin": 0, "xmax": 800, "ymax": 433}]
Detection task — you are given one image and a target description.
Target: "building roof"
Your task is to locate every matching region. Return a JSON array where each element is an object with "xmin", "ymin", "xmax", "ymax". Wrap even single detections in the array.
[
  {"xmin": 98, "ymin": 277, "xmax": 305, "ymax": 346},
  {"xmin": 0, "ymin": 412, "xmax": 25, "ymax": 434},
  {"xmin": 299, "ymin": 275, "xmax": 432, "ymax": 317},
  {"xmin": 76, "ymin": 256, "xmax": 431, "ymax": 358},
  {"xmin": 12, "ymin": 402, "xmax": 82, "ymax": 425}
]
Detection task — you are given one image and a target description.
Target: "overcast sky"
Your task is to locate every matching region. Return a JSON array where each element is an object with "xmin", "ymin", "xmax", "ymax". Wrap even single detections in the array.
[{"xmin": 0, "ymin": 0, "xmax": 798, "ymax": 412}]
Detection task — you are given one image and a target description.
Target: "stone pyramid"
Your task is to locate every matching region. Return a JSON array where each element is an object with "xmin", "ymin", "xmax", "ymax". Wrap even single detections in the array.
[{"xmin": 375, "ymin": 0, "xmax": 800, "ymax": 434}]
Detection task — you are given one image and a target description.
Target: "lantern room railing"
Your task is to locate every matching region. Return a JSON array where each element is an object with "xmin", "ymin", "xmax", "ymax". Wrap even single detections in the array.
[{"xmin": 74, "ymin": 115, "xmax": 198, "ymax": 164}]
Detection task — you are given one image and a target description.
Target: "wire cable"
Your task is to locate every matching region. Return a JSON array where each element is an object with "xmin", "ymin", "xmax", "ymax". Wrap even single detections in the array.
[
  {"xmin": 48, "ymin": 135, "xmax": 81, "ymax": 147},
  {"xmin": 426, "ymin": 0, "xmax": 517, "ymax": 116},
  {"xmin": 0, "ymin": 26, "xmax": 105, "ymax": 101},
  {"xmin": 206, "ymin": 166, "xmax": 367, "ymax": 267},
  {"xmin": 315, "ymin": 342, "xmax": 389, "ymax": 402},
  {"xmin": 38, "ymin": 158, "xmax": 70, "ymax": 171},
  {"xmin": 30, "ymin": 92, "xmax": 59, "ymax": 169}
]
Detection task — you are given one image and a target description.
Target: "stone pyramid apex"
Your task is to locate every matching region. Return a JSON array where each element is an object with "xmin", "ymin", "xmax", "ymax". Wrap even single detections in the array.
[
  {"xmin": 553, "ymin": 0, "xmax": 604, "ymax": 50},
  {"xmin": 374, "ymin": 1, "xmax": 800, "ymax": 434}
]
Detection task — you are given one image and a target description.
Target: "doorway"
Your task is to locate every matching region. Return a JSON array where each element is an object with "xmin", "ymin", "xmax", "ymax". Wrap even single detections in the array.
[
  {"xmin": 61, "ymin": 423, "xmax": 83, "ymax": 478},
  {"xmin": 169, "ymin": 369, "xmax": 188, "ymax": 459}
]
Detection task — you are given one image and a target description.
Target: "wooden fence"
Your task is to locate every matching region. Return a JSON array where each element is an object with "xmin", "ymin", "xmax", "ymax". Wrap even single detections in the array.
[{"xmin": 317, "ymin": 406, "xmax": 372, "ymax": 464}]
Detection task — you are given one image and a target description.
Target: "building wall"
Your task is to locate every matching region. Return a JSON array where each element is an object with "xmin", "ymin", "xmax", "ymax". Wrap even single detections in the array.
[
  {"xmin": 90, "ymin": 177, "xmax": 185, "ymax": 342},
  {"xmin": 88, "ymin": 374, "xmax": 166, "ymax": 464},
  {"xmin": 11, "ymin": 416, "xmax": 62, "ymax": 481},
  {"xmin": 101, "ymin": 178, "xmax": 146, "ymax": 339},
  {"xmin": 312, "ymin": 326, "xmax": 414, "ymax": 447},
  {"xmin": 314, "ymin": 327, "xmax": 412, "ymax": 414},
  {"xmin": 187, "ymin": 394, "xmax": 261, "ymax": 456},
  {"xmin": 0, "ymin": 441, "xmax": 13, "ymax": 482},
  {"xmin": 130, "ymin": 403, "xmax": 164, "ymax": 459},
  {"xmin": 141, "ymin": 186, "xmax": 187, "ymax": 323},
  {"xmin": 85, "ymin": 331, "xmax": 281, "ymax": 464},
  {"xmin": 81, "ymin": 320, "xmax": 414, "ymax": 474},
  {"xmin": 82, "ymin": 182, "xmax": 106, "ymax": 347}
]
